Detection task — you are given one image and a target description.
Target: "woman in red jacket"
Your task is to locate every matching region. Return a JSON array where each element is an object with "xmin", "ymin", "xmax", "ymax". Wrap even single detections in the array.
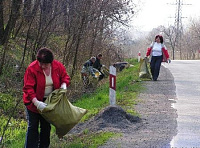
[
  {"xmin": 23, "ymin": 47, "xmax": 70, "ymax": 148},
  {"xmin": 146, "ymin": 35, "xmax": 170, "ymax": 81}
]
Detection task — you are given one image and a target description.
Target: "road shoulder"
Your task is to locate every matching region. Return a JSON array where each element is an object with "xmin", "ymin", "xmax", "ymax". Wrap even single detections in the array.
[{"xmin": 99, "ymin": 65, "xmax": 178, "ymax": 148}]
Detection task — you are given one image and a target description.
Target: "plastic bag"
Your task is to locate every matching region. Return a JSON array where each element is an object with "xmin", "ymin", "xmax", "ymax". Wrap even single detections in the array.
[
  {"xmin": 139, "ymin": 58, "xmax": 151, "ymax": 79},
  {"xmin": 40, "ymin": 89, "xmax": 87, "ymax": 138}
]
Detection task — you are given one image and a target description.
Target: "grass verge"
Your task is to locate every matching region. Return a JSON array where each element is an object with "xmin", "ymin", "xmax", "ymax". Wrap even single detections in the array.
[{"xmin": 0, "ymin": 58, "xmax": 144, "ymax": 148}]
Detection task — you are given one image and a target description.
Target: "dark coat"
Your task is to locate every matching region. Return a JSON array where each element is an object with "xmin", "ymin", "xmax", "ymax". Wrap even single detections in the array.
[{"xmin": 93, "ymin": 57, "xmax": 102, "ymax": 71}]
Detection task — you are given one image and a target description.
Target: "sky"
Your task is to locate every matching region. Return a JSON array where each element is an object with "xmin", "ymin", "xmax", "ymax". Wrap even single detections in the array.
[{"xmin": 130, "ymin": 0, "xmax": 200, "ymax": 34}]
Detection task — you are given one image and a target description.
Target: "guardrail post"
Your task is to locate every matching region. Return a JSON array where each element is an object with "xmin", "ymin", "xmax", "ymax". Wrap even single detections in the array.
[{"xmin": 109, "ymin": 66, "xmax": 116, "ymax": 105}]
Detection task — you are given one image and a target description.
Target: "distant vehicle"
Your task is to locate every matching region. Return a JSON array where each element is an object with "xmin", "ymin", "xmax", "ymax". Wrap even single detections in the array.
[{"xmin": 113, "ymin": 62, "xmax": 129, "ymax": 71}]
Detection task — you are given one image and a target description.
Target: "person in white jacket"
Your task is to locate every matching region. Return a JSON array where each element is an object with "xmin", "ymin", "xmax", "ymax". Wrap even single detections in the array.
[{"xmin": 146, "ymin": 35, "xmax": 170, "ymax": 81}]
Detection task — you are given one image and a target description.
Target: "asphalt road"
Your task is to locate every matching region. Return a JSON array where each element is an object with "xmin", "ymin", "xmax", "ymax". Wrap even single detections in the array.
[{"xmin": 163, "ymin": 60, "xmax": 200, "ymax": 147}]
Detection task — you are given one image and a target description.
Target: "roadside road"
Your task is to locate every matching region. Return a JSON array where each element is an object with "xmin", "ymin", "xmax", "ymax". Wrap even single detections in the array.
[
  {"xmin": 164, "ymin": 60, "xmax": 200, "ymax": 147},
  {"xmin": 98, "ymin": 65, "xmax": 177, "ymax": 148},
  {"xmin": 73, "ymin": 61, "xmax": 200, "ymax": 147},
  {"xmin": 71, "ymin": 64, "xmax": 180, "ymax": 148}
]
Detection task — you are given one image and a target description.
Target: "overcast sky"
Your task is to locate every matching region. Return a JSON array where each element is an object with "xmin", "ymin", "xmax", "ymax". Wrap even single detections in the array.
[{"xmin": 130, "ymin": 0, "xmax": 200, "ymax": 33}]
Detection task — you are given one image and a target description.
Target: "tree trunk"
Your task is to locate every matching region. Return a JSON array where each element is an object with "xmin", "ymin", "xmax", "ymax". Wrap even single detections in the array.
[
  {"xmin": 71, "ymin": 17, "xmax": 85, "ymax": 79},
  {"xmin": 23, "ymin": 0, "xmax": 32, "ymax": 21},
  {"xmin": 0, "ymin": 0, "xmax": 4, "ymax": 45},
  {"xmin": 2, "ymin": 0, "xmax": 22, "ymax": 45},
  {"xmin": 20, "ymin": 18, "xmax": 34, "ymax": 69},
  {"xmin": 0, "ymin": 44, "xmax": 7, "ymax": 75}
]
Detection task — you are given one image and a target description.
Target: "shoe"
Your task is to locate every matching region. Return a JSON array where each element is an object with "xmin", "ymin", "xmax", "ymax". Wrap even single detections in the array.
[{"xmin": 153, "ymin": 78, "xmax": 157, "ymax": 81}]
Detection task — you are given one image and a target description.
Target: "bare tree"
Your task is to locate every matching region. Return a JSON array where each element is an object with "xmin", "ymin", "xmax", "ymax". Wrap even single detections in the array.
[
  {"xmin": 0, "ymin": 0, "xmax": 22, "ymax": 75},
  {"xmin": 162, "ymin": 26, "xmax": 177, "ymax": 60}
]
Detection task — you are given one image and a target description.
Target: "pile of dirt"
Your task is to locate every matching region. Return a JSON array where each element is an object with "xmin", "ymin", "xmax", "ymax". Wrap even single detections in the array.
[{"xmin": 70, "ymin": 105, "xmax": 140, "ymax": 133}]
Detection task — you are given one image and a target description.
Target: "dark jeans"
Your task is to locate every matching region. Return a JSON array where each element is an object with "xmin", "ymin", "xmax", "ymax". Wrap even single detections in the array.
[
  {"xmin": 150, "ymin": 55, "xmax": 163, "ymax": 81},
  {"xmin": 25, "ymin": 108, "xmax": 51, "ymax": 148}
]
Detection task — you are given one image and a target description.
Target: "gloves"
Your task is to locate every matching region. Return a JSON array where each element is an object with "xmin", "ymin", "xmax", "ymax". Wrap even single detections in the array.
[
  {"xmin": 32, "ymin": 98, "xmax": 47, "ymax": 111},
  {"xmin": 60, "ymin": 83, "xmax": 67, "ymax": 89},
  {"xmin": 144, "ymin": 56, "xmax": 148, "ymax": 61}
]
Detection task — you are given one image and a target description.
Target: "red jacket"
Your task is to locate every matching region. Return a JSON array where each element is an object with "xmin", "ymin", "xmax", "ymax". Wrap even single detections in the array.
[
  {"xmin": 23, "ymin": 60, "xmax": 70, "ymax": 113},
  {"xmin": 146, "ymin": 46, "xmax": 169, "ymax": 62}
]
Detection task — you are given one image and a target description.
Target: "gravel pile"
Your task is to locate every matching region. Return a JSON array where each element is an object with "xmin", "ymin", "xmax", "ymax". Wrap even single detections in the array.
[{"xmin": 71, "ymin": 105, "xmax": 141, "ymax": 133}]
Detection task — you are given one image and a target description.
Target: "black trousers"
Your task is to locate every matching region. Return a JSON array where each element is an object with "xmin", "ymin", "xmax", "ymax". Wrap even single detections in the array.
[
  {"xmin": 25, "ymin": 108, "xmax": 51, "ymax": 148},
  {"xmin": 150, "ymin": 55, "xmax": 163, "ymax": 81}
]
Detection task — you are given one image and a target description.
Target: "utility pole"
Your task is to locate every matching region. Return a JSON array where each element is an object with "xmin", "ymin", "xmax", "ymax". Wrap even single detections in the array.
[
  {"xmin": 169, "ymin": 0, "xmax": 191, "ymax": 59},
  {"xmin": 175, "ymin": 0, "xmax": 183, "ymax": 59}
]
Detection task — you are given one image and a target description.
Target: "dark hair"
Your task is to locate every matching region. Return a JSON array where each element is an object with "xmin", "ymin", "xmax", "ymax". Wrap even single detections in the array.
[
  {"xmin": 36, "ymin": 47, "xmax": 54, "ymax": 63},
  {"xmin": 155, "ymin": 35, "xmax": 163, "ymax": 43},
  {"xmin": 97, "ymin": 53, "xmax": 102, "ymax": 57}
]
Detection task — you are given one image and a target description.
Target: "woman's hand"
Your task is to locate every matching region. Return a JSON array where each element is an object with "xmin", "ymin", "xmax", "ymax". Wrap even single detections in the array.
[
  {"xmin": 60, "ymin": 83, "xmax": 67, "ymax": 89},
  {"xmin": 167, "ymin": 58, "xmax": 171, "ymax": 63},
  {"xmin": 32, "ymin": 98, "xmax": 47, "ymax": 111}
]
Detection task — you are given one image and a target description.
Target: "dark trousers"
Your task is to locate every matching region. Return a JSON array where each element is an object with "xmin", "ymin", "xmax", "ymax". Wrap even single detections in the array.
[
  {"xmin": 150, "ymin": 55, "xmax": 163, "ymax": 81},
  {"xmin": 25, "ymin": 109, "xmax": 51, "ymax": 148}
]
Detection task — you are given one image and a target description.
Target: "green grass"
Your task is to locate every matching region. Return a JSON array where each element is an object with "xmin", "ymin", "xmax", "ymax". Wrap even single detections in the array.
[
  {"xmin": 0, "ymin": 115, "xmax": 27, "ymax": 148},
  {"xmin": 0, "ymin": 93, "xmax": 16, "ymax": 114},
  {"xmin": 0, "ymin": 58, "xmax": 144, "ymax": 148},
  {"xmin": 50, "ymin": 131, "xmax": 120, "ymax": 148}
]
